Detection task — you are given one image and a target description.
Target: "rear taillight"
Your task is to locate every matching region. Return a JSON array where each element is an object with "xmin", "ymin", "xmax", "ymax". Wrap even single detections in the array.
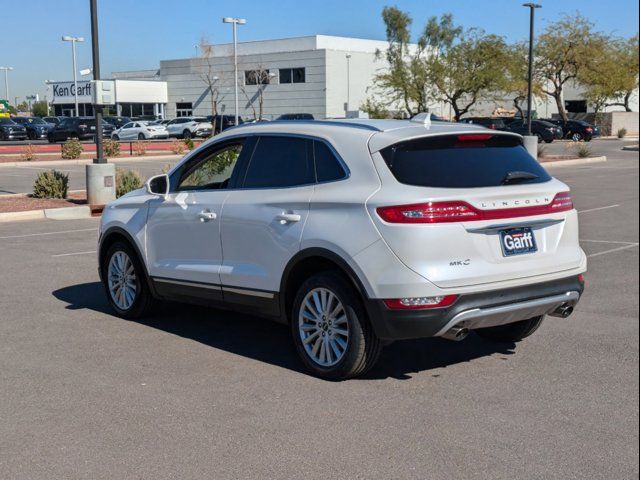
[
  {"xmin": 457, "ymin": 133, "xmax": 493, "ymax": 141},
  {"xmin": 384, "ymin": 295, "xmax": 459, "ymax": 310},
  {"xmin": 377, "ymin": 192, "xmax": 574, "ymax": 224},
  {"xmin": 585, "ymin": 127, "xmax": 593, "ymax": 133},
  {"xmin": 578, "ymin": 273, "xmax": 585, "ymax": 285}
]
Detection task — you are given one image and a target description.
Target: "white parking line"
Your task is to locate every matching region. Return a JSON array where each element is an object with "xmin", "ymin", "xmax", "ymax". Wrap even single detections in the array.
[
  {"xmin": 581, "ymin": 239, "xmax": 638, "ymax": 245},
  {"xmin": 52, "ymin": 250, "xmax": 96, "ymax": 258},
  {"xmin": 578, "ymin": 204, "xmax": 620, "ymax": 214},
  {"xmin": 588, "ymin": 244, "xmax": 639, "ymax": 258},
  {"xmin": 0, "ymin": 227, "xmax": 97, "ymax": 240}
]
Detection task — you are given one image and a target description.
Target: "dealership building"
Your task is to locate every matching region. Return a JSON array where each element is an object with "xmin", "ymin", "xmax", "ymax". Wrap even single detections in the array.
[{"xmin": 49, "ymin": 34, "xmax": 637, "ymax": 122}]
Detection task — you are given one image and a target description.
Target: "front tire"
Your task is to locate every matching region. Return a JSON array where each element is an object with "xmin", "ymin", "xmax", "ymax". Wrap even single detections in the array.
[
  {"xmin": 102, "ymin": 241, "xmax": 154, "ymax": 319},
  {"xmin": 570, "ymin": 132, "xmax": 583, "ymax": 141},
  {"xmin": 138, "ymin": 133, "xmax": 145, "ymax": 140},
  {"xmin": 182, "ymin": 129, "xmax": 192, "ymax": 139},
  {"xmin": 291, "ymin": 272, "xmax": 381, "ymax": 380},
  {"xmin": 475, "ymin": 316, "xmax": 544, "ymax": 343}
]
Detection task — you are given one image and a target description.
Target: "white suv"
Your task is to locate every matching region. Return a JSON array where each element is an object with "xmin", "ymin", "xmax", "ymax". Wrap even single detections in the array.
[
  {"xmin": 98, "ymin": 118, "xmax": 586, "ymax": 379},
  {"xmin": 166, "ymin": 117, "xmax": 213, "ymax": 139}
]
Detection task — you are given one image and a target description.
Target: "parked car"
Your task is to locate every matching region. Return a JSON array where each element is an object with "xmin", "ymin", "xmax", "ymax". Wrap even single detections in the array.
[
  {"xmin": 43, "ymin": 116, "xmax": 64, "ymax": 126},
  {"xmin": 0, "ymin": 118, "xmax": 28, "ymax": 140},
  {"xmin": 47, "ymin": 117, "xmax": 115, "ymax": 142},
  {"xmin": 11, "ymin": 117, "xmax": 55, "ymax": 140},
  {"xmin": 505, "ymin": 119, "xmax": 561, "ymax": 143},
  {"xmin": 111, "ymin": 121, "xmax": 169, "ymax": 140},
  {"xmin": 166, "ymin": 117, "xmax": 213, "ymax": 139},
  {"xmin": 103, "ymin": 116, "xmax": 132, "ymax": 129},
  {"xmin": 206, "ymin": 115, "xmax": 244, "ymax": 134},
  {"xmin": 541, "ymin": 119, "xmax": 597, "ymax": 141},
  {"xmin": 276, "ymin": 113, "xmax": 315, "ymax": 121},
  {"xmin": 459, "ymin": 117, "xmax": 508, "ymax": 130},
  {"xmin": 98, "ymin": 118, "xmax": 586, "ymax": 379}
]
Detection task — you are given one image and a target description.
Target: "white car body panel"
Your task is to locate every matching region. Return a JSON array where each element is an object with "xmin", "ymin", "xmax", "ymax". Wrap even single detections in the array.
[{"xmin": 112, "ymin": 121, "xmax": 168, "ymax": 140}]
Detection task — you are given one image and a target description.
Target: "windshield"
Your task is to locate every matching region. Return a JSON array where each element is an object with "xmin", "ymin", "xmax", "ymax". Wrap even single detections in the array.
[
  {"xmin": 0, "ymin": 118, "xmax": 17, "ymax": 125},
  {"xmin": 380, "ymin": 134, "xmax": 552, "ymax": 189}
]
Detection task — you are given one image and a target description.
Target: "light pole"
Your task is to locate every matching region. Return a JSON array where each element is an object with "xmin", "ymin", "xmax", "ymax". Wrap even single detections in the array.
[
  {"xmin": 523, "ymin": 3, "xmax": 541, "ymax": 136},
  {"xmin": 62, "ymin": 35, "xmax": 85, "ymax": 116},
  {"xmin": 0, "ymin": 66, "xmax": 13, "ymax": 102},
  {"xmin": 222, "ymin": 17, "xmax": 246, "ymax": 126},
  {"xmin": 345, "ymin": 54, "xmax": 352, "ymax": 114}
]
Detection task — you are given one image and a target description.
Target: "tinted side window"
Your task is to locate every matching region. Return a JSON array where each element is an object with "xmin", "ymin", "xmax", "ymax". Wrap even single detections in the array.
[
  {"xmin": 242, "ymin": 136, "xmax": 313, "ymax": 188},
  {"xmin": 313, "ymin": 141, "xmax": 346, "ymax": 183},
  {"xmin": 381, "ymin": 134, "xmax": 551, "ymax": 188}
]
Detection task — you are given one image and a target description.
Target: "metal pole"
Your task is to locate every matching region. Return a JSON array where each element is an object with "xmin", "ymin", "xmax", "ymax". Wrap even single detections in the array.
[
  {"xmin": 524, "ymin": 4, "xmax": 540, "ymax": 136},
  {"xmin": 72, "ymin": 40, "xmax": 79, "ymax": 117},
  {"xmin": 4, "ymin": 69, "xmax": 8, "ymax": 101},
  {"xmin": 90, "ymin": 0, "xmax": 104, "ymax": 164},
  {"xmin": 346, "ymin": 55, "xmax": 351, "ymax": 112},
  {"xmin": 233, "ymin": 21, "xmax": 239, "ymax": 126}
]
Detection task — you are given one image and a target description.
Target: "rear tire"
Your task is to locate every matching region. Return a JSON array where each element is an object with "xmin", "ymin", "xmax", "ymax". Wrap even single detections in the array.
[
  {"xmin": 475, "ymin": 316, "xmax": 544, "ymax": 343},
  {"xmin": 101, "ymin": 241, "xmax": 154, "ymax": 319},
  {"xmin": 571, "ymin": 132, "xmax": 583, "ymax": 141},
  {"xmin": 183, "ymin": 129, "xmax": 192, "ymax": 139},
  {"xmin": 291, "ymin": 271, "xmax": 381, "ymax": 380},
  {"xmin": 138, "ymin": 133, "xmax": 145, "ymax": 140}
]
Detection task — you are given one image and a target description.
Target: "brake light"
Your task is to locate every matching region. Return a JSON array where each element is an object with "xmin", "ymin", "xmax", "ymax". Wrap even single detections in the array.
[
  {"xmin": 457, "ymin": 134, "xmax": 493, "ymax": 141},
  {"xmin": 376, "ymin": 192, "xmax": 574, "ymax": 223},
  {"xmin": 384, "ymin": 295, "xmax": 459, "ymax": 310},
  {"xmin": 585, "ymin": 127, "xmax": 593, "ymax": 132}
]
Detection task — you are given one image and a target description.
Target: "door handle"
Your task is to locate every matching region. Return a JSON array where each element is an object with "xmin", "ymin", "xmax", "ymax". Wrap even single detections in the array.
[
  {"xmin": 276, "ymin": 212, "xmax": 301, "ymax": 224},
  {"xmin": 197, "ymin": 210, "xmax": 217, "ymax": 222}
]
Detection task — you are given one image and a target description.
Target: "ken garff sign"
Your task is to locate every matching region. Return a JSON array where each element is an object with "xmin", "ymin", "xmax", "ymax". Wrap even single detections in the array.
[{"xmin": 47, "ymin": 81, "xmax": 92, "ymax": 103}]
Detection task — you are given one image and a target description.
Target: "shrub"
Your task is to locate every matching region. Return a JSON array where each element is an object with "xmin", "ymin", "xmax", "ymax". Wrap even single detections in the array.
[
  {"xmin": 170, "ymin": 139, "xmax": 186, "ymax": 155},
  {"xmin": 103, "ymin": 138, "xmax": 121, "ymax": 157},
  {"xmin": 537, "ymin": 144, "xmax": 546, "ymax": 159},
  {"xmin": 61, "ymin": 138, "xmax": 83, "ymax": 159},
  {"xmin": 617, "ymin": 128, "xmax": 627, "ymax": 138},
  {"xmin": 566, "ymin": 141, "xmax": 592, "ymax": 158},
  {"xmin": 32, "ymin": 170, "xmax": 69, "ymax": 199},
  {"xmin": 132, "ymin": 141, "xmax": 147, "ymax": 156},
  {"xmin": 161, "ymin": 163, "xmax": 173, "ymax": 174},
  {"xmin": 21, "ymin": 144, "xmax": 37, "ymax": 161},
  {"xmin": 116, "ymin": 168, "xmax": 143, "ymax": 198},
  {"xmin": 183, "ymin": 137, "xmax": 195, "ymax": 150}
]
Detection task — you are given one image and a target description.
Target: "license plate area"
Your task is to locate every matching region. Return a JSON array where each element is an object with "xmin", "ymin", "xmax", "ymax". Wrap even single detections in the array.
[{"xmin": 500, "ymin": 227, "xmax": 537, "ymax": 257}]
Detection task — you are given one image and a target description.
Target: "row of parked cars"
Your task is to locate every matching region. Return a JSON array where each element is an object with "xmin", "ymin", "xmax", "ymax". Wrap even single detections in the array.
[{"xmin": 459, "ymin": 117, "xmax": 600, "ymax": 143}]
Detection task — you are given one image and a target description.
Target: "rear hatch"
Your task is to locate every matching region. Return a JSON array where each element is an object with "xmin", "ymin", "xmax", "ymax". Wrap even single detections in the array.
[{"xmin": 367, "ymin": 132, "xmax": 584, "ymax": 289}]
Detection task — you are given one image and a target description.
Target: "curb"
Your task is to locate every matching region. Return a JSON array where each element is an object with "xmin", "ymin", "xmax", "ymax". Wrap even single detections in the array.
[
  {"xmin": 540, "ymin": 155, "xmax": 607, "ymax": 168},
  {"xmin": 621, "ymin": 145, "xmax": 639, "ymax": 151},
  {"xmin": 0, "ymin": 154, "xmax": 183, "ymax": 168},
  {"xmin": 0, "ymin": 205, "xmax": 92, "ymax": 223}
]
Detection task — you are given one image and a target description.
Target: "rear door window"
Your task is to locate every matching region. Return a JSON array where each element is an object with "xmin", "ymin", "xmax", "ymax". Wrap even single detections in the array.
[
  {"xmin": 242, "ymin": 136, "xmax": 314, "ymax": 188},
  {"xmin": 313, "ymin": 140, "xmax": 347, "ymax": 183},
  {"xmin": 380, "ymin": 134, "xmax": 551, "ymax": 188}
]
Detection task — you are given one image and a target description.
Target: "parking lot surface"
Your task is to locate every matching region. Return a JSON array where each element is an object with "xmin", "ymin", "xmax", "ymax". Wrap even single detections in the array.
[{"xmin": 0, "ymin": 150, "xmax": 638, "ymax": 479}]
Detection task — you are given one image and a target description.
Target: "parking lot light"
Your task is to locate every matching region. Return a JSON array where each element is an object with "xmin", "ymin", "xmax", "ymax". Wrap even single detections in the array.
[
  {"xmin": 0, "ymin": 66, "xmax": 14, "ymax": 103},
  {"xmin": 222, "ymin": 17, "xmax": 247, "ymax": 126},
  {"xmin": 62, "ymin": 36, "xmax": 85, "ymax": 117}
]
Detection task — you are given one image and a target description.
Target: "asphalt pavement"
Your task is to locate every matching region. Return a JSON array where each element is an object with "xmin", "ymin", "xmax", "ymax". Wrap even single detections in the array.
[{"xmin": 0, "ymin": 148, "xmax": 638, "ymax": 479}]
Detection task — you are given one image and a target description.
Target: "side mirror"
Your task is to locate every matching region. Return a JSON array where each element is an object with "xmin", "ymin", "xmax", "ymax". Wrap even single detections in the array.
[{"xmin": 145, "ymin": 174, "xmax": 169, "ymax": 196}]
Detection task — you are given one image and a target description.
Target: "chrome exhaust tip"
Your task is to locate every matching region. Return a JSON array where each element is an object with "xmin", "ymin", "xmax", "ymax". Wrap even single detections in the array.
[
  {"xmin": 549, "ymin": 303, "xmax": 575, "ymax": 318},
  {"xmin": 442, "ymin": 326, "xmax": 469, "ymax": 342}
]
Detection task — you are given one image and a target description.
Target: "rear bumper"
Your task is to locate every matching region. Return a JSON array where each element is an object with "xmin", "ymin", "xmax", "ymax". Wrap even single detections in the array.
[{"xmin": 365, "ymin": 275, "xmax": 584, "ymax": 341}]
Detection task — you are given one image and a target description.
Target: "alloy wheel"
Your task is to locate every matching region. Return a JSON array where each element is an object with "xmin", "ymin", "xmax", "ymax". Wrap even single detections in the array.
[
  {"xmin": 107, "ymin": 251, "xmax": 137, "ymax": 311},
  {"xmin": 298, "ymin": 287, "xmax": 349, "ymax": 367}
]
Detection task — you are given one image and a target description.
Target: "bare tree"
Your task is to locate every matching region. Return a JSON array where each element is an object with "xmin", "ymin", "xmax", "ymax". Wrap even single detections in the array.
[
  {"xmin": 240, "ymin": 65, "xmax": 273, "ymax": 120},
  {"xmin": 197, "ymin": 37, "xmax": 222, "ymax": 133}
]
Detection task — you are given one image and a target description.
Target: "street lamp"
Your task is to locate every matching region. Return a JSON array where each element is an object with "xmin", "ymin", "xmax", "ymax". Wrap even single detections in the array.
[
  {"xmin": 0, "ymin": 66, "xmax": 14, "ymax": 102},
  {"xmin": 222, "ymin": 17, "xmax": 246, "ymax": 126},
  {"xmin": 523, "ymin": 3, "xmax": 541, "ymax": 136},
  {"xmin": 345, "ymin": 54, "xmax": 352, "ymax": 113},
  {"xmin": 62, "ymin": 35, "xmax": 85, "ymax": 116}
]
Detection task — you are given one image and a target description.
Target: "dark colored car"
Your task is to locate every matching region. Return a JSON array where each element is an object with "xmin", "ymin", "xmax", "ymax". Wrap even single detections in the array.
[
  {"xmin": 12, "ymin": 117, "xmax": 54, "ymax": 140},
  {"xmin": 459, "ymin": 117, "xmax": 508, "ymax": 130},
  {"xmin": 103, "ymin": 116, "xmax": 132, "ymax": 129},
  {"xmin": 276, "ymin": 113, "xmax": 315, "ymax": 121},
  {"xmin": 0, "ymin": 118, "xmax": 28, "ymax": 140},
  {"xmin": 505, "ymin": 120, "xmax": 562, "ymax": 143},
  {"xmin": 206, "ymin": 115, "xmax": 244, "ymax": 134},
  {"xmin": 47, "ymin": 117, "xmax": 115, "ymax": 143},
  {"xmin": 43, "ymin": 116, "xmax": 64, "ymax": 125},
  {"xmin": 541, "ymin": 119, "xmax": 597, "ymax": 142}
]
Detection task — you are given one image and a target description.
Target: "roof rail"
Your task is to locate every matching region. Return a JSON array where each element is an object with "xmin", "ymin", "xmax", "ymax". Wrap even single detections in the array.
[{"xmin": 243, "ymin": 119, "xmax": 384, "ymax": 132}]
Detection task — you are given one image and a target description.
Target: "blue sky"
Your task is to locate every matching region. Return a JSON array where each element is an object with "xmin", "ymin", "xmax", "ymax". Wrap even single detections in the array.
[{"xmin": 2, "ymin": 0, "xmax": 638, "ymax": 102}]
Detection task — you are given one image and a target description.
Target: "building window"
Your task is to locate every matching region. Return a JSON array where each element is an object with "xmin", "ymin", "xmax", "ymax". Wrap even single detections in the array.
[
  {"xmin": 245, "ymin": 70, "xmax": 271, "ymax": 86},
  {"xmin": 565, "ymin": 100, "xmax": 587, "ymax": 113},
  {"xmin": 279, "ymin": 67, "xmax": 306, "ymax": 84},
  {"xmin": 176, "ymin": 102, "xmax": 193, "ymax": 117}
]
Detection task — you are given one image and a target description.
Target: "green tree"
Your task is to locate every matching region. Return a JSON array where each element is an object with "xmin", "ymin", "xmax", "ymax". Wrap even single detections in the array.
[
  {"xmin": 535, "ymin": 14, "xmax": 608, "ymax": 121},
  {"xmin": 31, "ymin": 101, "xmax": 49, "ymax": 117},
  {"xmin": 502, "ymin": 42, "xmax": 543, "ymax": 119},
  {"xmin": 427, "ymin": 29, "xmax": 510, "ymax": 121}
]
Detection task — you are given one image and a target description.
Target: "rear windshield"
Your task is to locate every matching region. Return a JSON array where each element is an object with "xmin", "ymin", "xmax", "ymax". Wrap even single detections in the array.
[{"xmin": 380, "ymin": 134, "xmax": 551, "ymax": 188}]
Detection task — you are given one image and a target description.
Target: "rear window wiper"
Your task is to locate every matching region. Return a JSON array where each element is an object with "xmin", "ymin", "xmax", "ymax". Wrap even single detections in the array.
[{"xmin": 501, "ymin": 171, "xmax": 539, "ymax": 185}]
